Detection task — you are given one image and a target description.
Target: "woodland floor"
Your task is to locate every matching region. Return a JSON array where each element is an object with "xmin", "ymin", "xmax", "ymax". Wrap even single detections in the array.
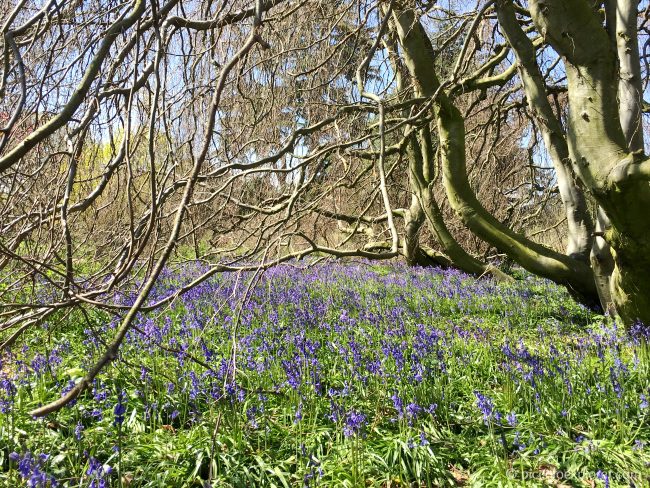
[{"xmin": 1, "ymin": 262, "xmax": 649, "ymax": 487}]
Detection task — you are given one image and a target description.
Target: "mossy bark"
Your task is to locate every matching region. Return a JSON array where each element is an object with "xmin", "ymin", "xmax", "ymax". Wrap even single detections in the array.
[
  {"xmin": 406, "ymin": 130, "xmax": 510, "ymax": 280},
  {"xmin": 529, "ymin": 0, "xmax": 650, "ymax": 326},
  {"xmin": 590, "ymin": 208, "xmax": 616, "ymax": 315},
  {"xmin": 386, "ymin": 27, "xmax": 507, "ymax": 279},
  {"xmin": 496, "ymin": 1, "xmax": 594, "ymax": 264},
  {"xmin": 391, "ymin": 6, "xmax": 598, "ymax": 305},
  {"xmin": 403, "ymin": 193, "xmax": 425, "ymax": 266}
]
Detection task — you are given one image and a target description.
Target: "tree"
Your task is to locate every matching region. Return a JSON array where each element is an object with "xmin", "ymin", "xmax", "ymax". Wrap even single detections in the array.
[{"xmin": 1, "ymin": 0, "xmax": 649, "ymax": 417}]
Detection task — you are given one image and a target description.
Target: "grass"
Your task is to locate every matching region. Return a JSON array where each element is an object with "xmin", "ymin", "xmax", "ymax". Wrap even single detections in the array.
[{"xmin": 1, "ymin": 261, "xmax": 649, "ymax": 487}]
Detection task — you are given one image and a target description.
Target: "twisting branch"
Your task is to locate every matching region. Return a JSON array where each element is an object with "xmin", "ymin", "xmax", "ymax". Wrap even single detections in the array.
[{"xmin": 29, "ymin": 9, "xmax": 271, "ymax": 417}]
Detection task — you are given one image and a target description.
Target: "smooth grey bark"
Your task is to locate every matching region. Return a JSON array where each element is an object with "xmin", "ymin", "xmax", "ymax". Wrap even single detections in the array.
[
  {"xmin": 615, "ymin": 0, "xmax": 645, "ymax": 152},
  {"xmin": 590, "ymin": 0, "xmax": 644, "ymax": 317},
  {"xmin": 391, "ymin": 5, "xmax": 598, "ymax": 304},
  {"xmin": 590, "ymin": 207, "xmax": 616, "ymax": 314},
  {"xmin": 590, "ymin": 0, "xmax": 620, "ymax": 316},
  {"xmin": 608, "ymin": 0, "xmax": 645, "ymax": 318},
  {"xmin": 529, "ymin": 0, "xmax": 650, "ymax": 325},
  {"xmin": 386, "ymin": 29, "xmax": 506, "ymax": 277},
  {"xmin": 496, "ymin": 0, "xmax": 594, "ymax": 264}
]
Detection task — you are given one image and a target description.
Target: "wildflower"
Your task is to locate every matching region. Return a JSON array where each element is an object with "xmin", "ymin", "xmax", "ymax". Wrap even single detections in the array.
[
  {"xmin": 30, "ymin": 354, "xmax": 47, "ymax": 376},
  {"xmin": 596, "ymin": 470, "xmax": 610, "ymax": 488},
  {"xmin": 224, "ymin": 382, "xmax": 236, "ymax": 398},
  {"xmin": 419, "ymin": 431, "xmax": 429, "ymax": 446},
  {"xmin": 425, "ymin": 403, "xmax": 438, "ymax": 415},
  {"xmin": 406, "ymin": 402, "xmax": 422, "ymax": 422},
  {"xmin": 343, "ymin": 410, "xmax": 366, "ymax": 437},
  {"xmin": 474, "ymin": 391, "xmax": 495, "ymax": 423},
  {"xmin": 11, "ymin": 451, "xmax": 57, "ymax": 487},
  {"xmin": 391, "ymin": 392, "xmax": 404, "ymax": 419},
  {"xmin": 513, "ymin": 431, "xmax": 524, "ymax": 450},
  {"xmin": 60, "ymin": 380, "xmax": 77, "ymax": 406},
  {"xmin": 88, "ymin": 409, "xmax": 103, "ymax": 421},
  {"xmin": 92, "ymin": 382, "xmax": 108, "ymax": 402},
  {"xmin": 75, "ymin": 422, "xmax": 84, "ymax": 440},
  {"xmin": 188, "ymin": 371, "xmax": 201, "ymax": 399},
  {"xmin": 506, "ymin": 412, "xmax": 517, "ymax": 427},
  {"xmin": 139, "ymin": 366, "xmax": 149, "ymax": 382},
  {"xmin": 494, "ymin": 411, "xmax": 503, "ymax": 425},
  {"xmin": 87, "ymin": 456, "xmax": 112, "ymax": 488},
  {"xmin": 327, "ymin": 400, "xmax": 343, "ymax": 423},
  {"xmin": 294, "ymin": 402, "xmax": 303, "ymax": 423},
  {"xmin": 113, "ymin": 391, "xmax": 126, "ymax": 426},
  {"xmin": 0, "ymin": 378, "xmax": 16, "ymax": 413}
]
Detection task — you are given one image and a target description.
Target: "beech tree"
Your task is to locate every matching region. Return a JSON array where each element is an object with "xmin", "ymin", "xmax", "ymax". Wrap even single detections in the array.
[
  {"xmin": 387, "ymin": 0, "xmax": 650, "ymax": 322},
  {"xmin": 0, "ymin": 0, "xmax": 649, "ymax": 416}
]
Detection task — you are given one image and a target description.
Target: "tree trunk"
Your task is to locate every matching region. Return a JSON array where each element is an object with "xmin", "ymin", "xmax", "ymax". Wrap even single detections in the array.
[
  {"xmin": 529, "ymin": 0, "xmax": 650, "ymax": 326},
  {"xmin": 496, "ymin": 1, "xmax": 594, "ymax": 264},
  {"xmin": 391, "ymin": 5, "xmax": 599, "ymax": 305},
  {"xmin": 386, "ymin": 28, "xmax": 506, "ymax": 279},
  {"xmin": 590, "ymin": 208, "xmax": 616, "ymax": 314},
  {"xmin": 403, "ymin": 193, "xmax": 425, "ymax": 266},
  {"xmin": 406, "ymin": 130, "xmax": 511, "ymax": 280},
  {"xmin": 615, "ymin": 0, "xmax": 645, "ymax": 152}
]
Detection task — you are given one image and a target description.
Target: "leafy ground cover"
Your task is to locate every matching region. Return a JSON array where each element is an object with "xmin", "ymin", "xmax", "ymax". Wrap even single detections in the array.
[{"xmin": 1, "ymin": 262, "xmax": 649, "ymax": 487}]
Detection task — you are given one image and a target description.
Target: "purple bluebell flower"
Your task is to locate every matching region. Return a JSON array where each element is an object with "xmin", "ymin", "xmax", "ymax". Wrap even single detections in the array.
[
  {"xmin": 75, "ymin": 421, "xmax": 84, "ymax": 440},
  {"xmin": 425, "ymin": 403, "xmax": 438, "ymax": 415},
  {"xmin": 0, "ymin": 378, "xmax": 16, "ymax": 413},
  {"xmin": 294, "ymin": 403, "xmax": 303, "ymax": 423},
  {"xmin": 113, "ymin": 390, "xmax": 126, "ymax": 426},
  {"xmin": 406, "ymin": 402, "xmax": 422, "ymax": 422},
  {"xmin": 342, "ymin": 410, "xmax": 366, "ymax": 437},
  {"xmin": 87, "ymin": 456, "xmax": 112, "ymax": 488},
  {"xmin": 391, "ymin": 392, "xmax": 404, "ymax": 419},
  {"xmin": 596, "ymin": 470, "xmax": 610, "ymax": 488},
  {"xmin": 474, "ymin": 391, "xmax": 495, "ymax": 423},
  {"xmin": 327, "ymin": 400, "xmax": 343, "ymax": 423},
  {"xmin": 11, "ymin": 451, "xmax": 57, "ymax": 487},
  {"xmin": 419, "ymin": 431, "xmax": 429, "ymax": 446}
]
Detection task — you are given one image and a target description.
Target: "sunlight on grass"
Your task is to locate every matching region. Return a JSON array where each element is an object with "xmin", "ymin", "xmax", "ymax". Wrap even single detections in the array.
[{"xmin": 1, "ymin": 262, "xmax": 648, "ymax": 486}]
